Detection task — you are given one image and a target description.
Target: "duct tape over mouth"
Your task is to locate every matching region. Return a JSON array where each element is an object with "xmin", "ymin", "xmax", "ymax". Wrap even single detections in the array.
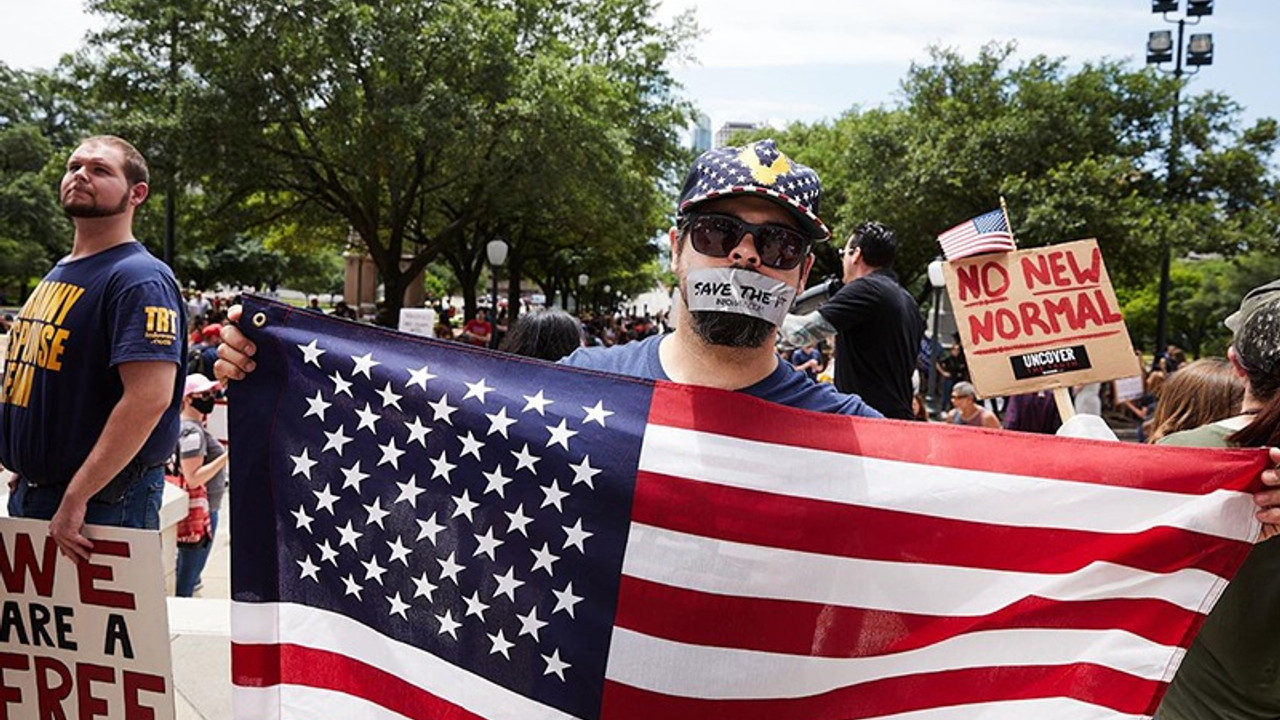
[{"xmin": 684, "ymin": 267, "xmax": 797, "ymax": 327}]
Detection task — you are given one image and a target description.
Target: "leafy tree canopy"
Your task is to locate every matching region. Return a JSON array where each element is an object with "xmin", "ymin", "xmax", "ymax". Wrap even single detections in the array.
[
  {"xmin": 80, "ymin": 0, "xmax": 693, "ymax": 323},
  {"xmin": 749, "ymin": 44, "xmax": 1278, "ymax": 318}
]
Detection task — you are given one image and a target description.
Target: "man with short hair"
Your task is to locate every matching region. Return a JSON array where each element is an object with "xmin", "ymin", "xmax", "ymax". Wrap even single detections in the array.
[
  {"xmin": 460, "ymin": 309, "xmax": 493, "ymax": 347},
  {"xmin": 783, "ymin": 221, "xmax": 925, "ymax": 419},
  {"xmin": 2, "ymin": 135, "xmax": 187, "ymax": 561},
  {"xmin": 790, "ymin": 341, "xmax": 824, "ymax": 381},
  {"xmin": 188, "ymin": 289, "xmax": 212, "ymax": 322},
  {"xmin": 555, "ymin": 140, "xmax": 879, "ymax": 416},
  {"xmin": 943, "ymin": 381, "xmax": 1001, "ymax": 429}
]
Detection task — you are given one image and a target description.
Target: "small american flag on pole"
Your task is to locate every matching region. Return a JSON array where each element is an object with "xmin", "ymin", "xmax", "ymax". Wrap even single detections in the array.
[
  {"xmin": 937, "ymin": 208, "xmax": 1016, "ymax": 260},
  {"xmin": 229, "ymin": 295, "xmax": 1264, "ymax": 720}
]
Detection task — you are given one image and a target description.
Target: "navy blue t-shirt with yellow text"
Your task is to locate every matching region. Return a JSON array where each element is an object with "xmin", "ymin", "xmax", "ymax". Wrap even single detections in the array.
[{"xmin": 0, "ymin": 242, "xmax": 186, "ymax": 486}]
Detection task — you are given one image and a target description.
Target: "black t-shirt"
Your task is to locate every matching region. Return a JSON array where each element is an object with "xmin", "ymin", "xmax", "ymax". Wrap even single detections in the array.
[
  {"xmin": 818, "ymin": 268, "xmax": 924, "ymax": 420},
  {"xmin": 939, "ymin": 350, "xmax": 969, "ymax": 382}
]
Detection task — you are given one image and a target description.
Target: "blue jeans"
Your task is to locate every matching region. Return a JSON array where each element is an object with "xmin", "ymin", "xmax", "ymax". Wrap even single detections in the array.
[
  {"xmin": 175, "ymin": 510, "xmax": 218, "ymax": 597},
  {"xmin": 7, "ymin": 467, "xmax": 165, "ymax": 530}
]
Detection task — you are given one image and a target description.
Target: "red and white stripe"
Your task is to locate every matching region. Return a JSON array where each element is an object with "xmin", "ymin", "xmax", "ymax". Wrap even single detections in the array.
[
  {"xmin": 941, "ymin": 236, "xmax": 1017, "ymax": 260},
  {"xmin": 233, "ymin": 602, "xmax": 577, "ymax": 720},
  {"xmin": 936, "ymin": 217, "xmax": 1015, "ymax": 261},
  {"xmin": 231, "ymin": 382, "xmax": 1264, "ymax": 720},
  {"xmin": 937, "ymin": 232, "xmax": 1016, "ymax": 261},
  {"xmin": 599, "ymin": 384, "xmax": 1263, "ymax": 720}
]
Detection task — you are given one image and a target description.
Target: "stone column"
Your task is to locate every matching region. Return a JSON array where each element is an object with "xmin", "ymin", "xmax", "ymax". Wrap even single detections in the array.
[
  {"xmin": 401, "ymin": 255, "xmax": 426, "ymax": 308},
  {"xmin": 343, "ymin": 249, "xmax": 379, "ymax": 318}
]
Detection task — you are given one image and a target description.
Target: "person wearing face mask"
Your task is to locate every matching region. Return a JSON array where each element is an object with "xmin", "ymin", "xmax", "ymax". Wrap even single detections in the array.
[
  {"xmin": 555, "ymin": 140, "xmax": 882, "ymax": 416},
  {"xmin": 174, "ymin": 373, "xmax": 229, "ymax": 597}
]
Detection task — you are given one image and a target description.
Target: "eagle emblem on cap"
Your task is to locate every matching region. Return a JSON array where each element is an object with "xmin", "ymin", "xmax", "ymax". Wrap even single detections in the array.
[{"xmin": 738, "ymin": 144, "xmax": 791, "ymax": 186}]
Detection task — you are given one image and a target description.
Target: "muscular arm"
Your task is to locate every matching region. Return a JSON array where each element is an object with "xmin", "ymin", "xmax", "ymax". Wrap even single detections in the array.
[{"xmin": 50, "ymin": 360, "xmax": 177, "ymax": 561}]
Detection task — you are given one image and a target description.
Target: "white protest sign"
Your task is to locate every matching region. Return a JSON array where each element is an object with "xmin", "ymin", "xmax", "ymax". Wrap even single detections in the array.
[
  {"xmin": 1114, "ymin": 375, "xmax": 1145, "ymax": 403},
  {"xmin": 398, "ymin": 308, "xmax": 437, "ymax": 337},
  {"xmin": 0, "ymin": 518, "xmax": 173, "ymax": 719}
]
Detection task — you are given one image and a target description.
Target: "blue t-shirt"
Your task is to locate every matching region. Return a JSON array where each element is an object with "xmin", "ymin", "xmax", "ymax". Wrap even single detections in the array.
[
  {"xmin": 790, "ymin": 346, "xmax": 823, "ymax": 380},
  {"xmin": 1, "ymin": 242, "xmax": 187, "ymax": 485},
  {"xmin": 560, "ymin": 334, "xmax": 882, "ymax": 418}
]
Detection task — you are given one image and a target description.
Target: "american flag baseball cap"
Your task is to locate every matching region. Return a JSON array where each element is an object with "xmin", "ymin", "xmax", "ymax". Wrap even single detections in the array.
[{"xmin": 677, "ymin": 139, "xmax": 830, "ymax": 241}]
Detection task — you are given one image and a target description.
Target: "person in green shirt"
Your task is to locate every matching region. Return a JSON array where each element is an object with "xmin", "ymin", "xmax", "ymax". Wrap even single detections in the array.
[{"xmin": 1157, "ymin": 279, "xmax": 1280, "ymax": 720}]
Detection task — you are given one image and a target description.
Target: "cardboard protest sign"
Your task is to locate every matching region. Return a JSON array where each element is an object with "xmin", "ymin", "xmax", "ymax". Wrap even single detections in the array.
[
  {"xmin": 942, "ymin": 239, "xmax": 1137, "ymax": 398},
  {"xmin": 0, "ymin": 518, "xmax": 173, "ymax": 720}
]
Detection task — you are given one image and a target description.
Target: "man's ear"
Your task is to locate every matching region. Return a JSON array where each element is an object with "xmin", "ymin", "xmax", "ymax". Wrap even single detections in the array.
[
  {"xmin": 129, "ymin": 181, "xmax": 149, "ymax": 207},
  {"xmin": 668, "ymin": 226, "xmax": 681, "ymax": 272}
]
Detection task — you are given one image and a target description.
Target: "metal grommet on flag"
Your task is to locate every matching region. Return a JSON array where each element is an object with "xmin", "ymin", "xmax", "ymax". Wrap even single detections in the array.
[{"xmin": 252, "ymin": 312, "xmax": 267, "ymax": 328}]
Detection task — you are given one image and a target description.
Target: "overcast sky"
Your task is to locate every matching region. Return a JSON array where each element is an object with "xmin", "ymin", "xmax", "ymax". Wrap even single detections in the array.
[{"xmin": 3, "ymin": 0, "xmax": 1278, "ymax": 137}]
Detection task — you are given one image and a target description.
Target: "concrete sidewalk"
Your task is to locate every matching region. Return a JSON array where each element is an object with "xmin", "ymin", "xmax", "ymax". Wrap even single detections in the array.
[{"xmin": 169, "ymin": 508, "xmax": 233, "ymax": 720}]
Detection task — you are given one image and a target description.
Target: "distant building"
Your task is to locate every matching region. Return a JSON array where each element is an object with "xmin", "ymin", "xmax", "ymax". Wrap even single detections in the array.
[
  {"xmin": 691, "ymin": 114, "xmax": 712, "ymax": 153},
  {"xmin": 714, "ymin": 121, "xmax": 762, "ymax": 148}
]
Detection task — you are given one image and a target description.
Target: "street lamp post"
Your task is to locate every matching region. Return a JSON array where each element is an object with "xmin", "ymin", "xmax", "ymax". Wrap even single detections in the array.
[
  {"xmin": 926, "ymin": 259, "xmax": 947, "ymax": 418},
  {"xmin": 577, "ymin": 273, "xmax": 589, "ymax": 314},
  {"xmin": 1146, "ymin": 0, "xmax": 1214, "ymax": 358},
  {"xmin": 486, "ymin": 239, "xmax": 509, "ymax": 349}
]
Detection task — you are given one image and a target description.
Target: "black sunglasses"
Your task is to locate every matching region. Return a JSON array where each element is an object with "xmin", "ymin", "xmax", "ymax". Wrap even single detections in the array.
[{"xmin": 682, "ymin": 213, "xmax": 812, "ymax": 271}]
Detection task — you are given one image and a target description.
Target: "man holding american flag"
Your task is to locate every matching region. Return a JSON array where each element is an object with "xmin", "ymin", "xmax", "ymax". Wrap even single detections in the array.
[{"xmin": 214, "ymin": 143, "xmax": 1280, "ymax": 720}]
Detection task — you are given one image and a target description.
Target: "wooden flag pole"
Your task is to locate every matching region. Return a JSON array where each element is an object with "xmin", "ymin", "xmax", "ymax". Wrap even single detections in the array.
[
  {"xmin": 1053, "ymin": 387, "xmax": 1075, "ymax": 423},
  {"xmin": 999, "ymin": 195, "xmax": 1016, "ymax": 246}
]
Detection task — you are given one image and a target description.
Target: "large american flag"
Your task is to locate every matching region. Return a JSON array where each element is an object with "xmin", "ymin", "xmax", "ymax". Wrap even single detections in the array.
[
  {"xmin": 229, "ymin": 295, "xmax": 1265, "ymax": 720},
  {"xmin": 936, "ymin": 208, "xmax": 1016, "ymax": 260}
]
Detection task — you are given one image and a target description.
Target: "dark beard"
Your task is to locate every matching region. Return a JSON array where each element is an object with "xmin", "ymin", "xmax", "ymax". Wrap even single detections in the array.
[
  {"xmin": 689, "ymin": 310, "xmax": 777, "ymax": 348},
  {"xmin": 62, "ymin": 189, "xmax": 130, "ymax": 218}
]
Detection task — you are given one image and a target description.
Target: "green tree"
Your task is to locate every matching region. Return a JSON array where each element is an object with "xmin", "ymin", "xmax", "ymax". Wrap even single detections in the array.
[
  {"xmin": 1119, "ymin": 250, "xmax": 1280, "ymax": 357},
  {"xmin": 754, "ymin": 44, "xmax": 1279, "ymax": 303},
  {"xmin": 0, "ymin": 65, "xmax": 74, "ymax": 301},
  {"xmin": 82, "ymin": 0, "xmax": 692, "ymax": 325}
]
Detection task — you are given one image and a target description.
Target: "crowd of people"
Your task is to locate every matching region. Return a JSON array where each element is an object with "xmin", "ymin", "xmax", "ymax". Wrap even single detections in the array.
[
  {"xmin": 3, "ymin": 135, "xmax": 1280, "ymax": 717},
  {"xmin": 773, "ymin": 333, "xmax": 1150, "ymax": 436}
]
